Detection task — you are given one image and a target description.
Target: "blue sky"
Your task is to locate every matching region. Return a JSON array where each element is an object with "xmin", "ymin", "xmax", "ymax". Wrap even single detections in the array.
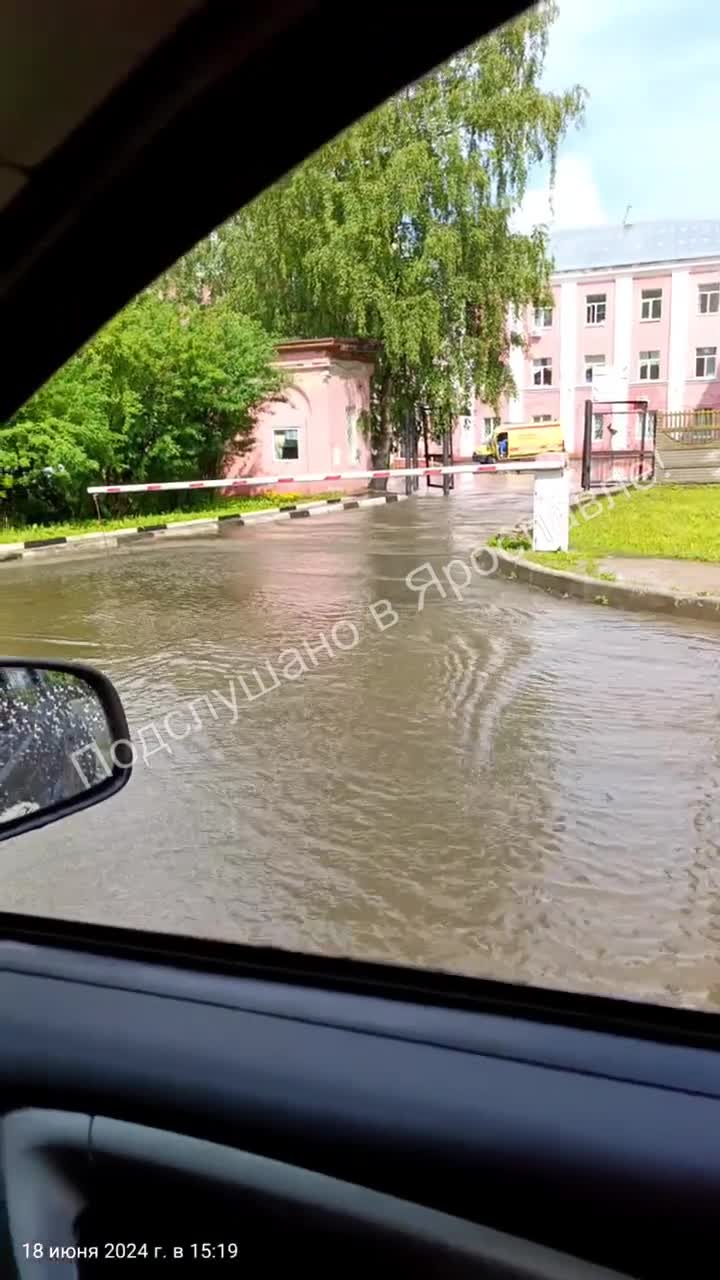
[{"xmin": 516, "ymin": 0, "xmax": 720, "ymax": 231}]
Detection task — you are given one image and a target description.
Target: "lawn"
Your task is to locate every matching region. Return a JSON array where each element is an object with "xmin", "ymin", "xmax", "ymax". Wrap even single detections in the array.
[
  {"xmin": 0, "ymin": 492, "xmax": 344, "ymax": 545},
  {"xmin": 488, "ymin": 536, "xmax": 616, "ymax": 580},
  {"xmin": 524, "ymin": 549, "xmax": 615, "ymax": 580},
  {"xmin": 570, "ymin": 485, "xmax": 720, "ymax": 563}
]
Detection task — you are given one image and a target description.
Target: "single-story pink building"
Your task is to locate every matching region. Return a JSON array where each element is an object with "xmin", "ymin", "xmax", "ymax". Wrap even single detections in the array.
[{"xmin": 226, "ymin": 338, "xmax": 377, "ymax": 494}]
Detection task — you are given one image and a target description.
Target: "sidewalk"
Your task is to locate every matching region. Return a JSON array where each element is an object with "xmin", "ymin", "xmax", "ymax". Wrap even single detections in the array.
[{"xmin": 599, "ymin": 556, "xmax": 720, "ymax": 596}]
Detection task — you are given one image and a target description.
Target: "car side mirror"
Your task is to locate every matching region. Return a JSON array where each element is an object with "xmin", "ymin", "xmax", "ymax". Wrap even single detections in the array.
[{"xmin": 0, "ymin": 659, "xmax": 131, "ymax": 842}]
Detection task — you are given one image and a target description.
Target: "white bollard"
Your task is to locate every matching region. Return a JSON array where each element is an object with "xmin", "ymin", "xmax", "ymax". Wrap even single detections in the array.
[{"xmin": 532, "ymin": 467, "xmax": 569, "ymax": 552}]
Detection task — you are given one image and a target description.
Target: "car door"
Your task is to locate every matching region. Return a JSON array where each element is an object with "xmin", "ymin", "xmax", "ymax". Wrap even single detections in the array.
[{"xmin": 3, "ymin": 892, "xmax": 720, "ymax": 1280}]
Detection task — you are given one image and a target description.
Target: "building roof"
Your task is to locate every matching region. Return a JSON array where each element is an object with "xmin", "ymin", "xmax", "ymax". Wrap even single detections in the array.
[
  {"xmin": 550, "ymin": 220, "xmax": 720, "ymax": 273},
  {"xmin": 275, "ymin": 337, "xmax": 379, "ymax": 364}
]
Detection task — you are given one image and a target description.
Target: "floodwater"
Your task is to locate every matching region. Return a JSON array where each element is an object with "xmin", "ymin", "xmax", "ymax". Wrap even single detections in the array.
[{"xmin": 2, "ymin": 475, "xmax": 720, "ymax": 1011}]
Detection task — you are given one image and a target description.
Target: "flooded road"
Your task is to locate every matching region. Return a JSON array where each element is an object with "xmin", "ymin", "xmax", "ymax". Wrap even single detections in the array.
[{"xmin": 2, "ymin": 476, "xmax": 720, "ymax": 1010}]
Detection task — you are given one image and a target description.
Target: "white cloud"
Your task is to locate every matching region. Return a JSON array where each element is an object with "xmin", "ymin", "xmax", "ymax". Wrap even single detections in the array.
[{"xmin": 513, "ymin": 154, "xmax": 607, "ymax": 235}]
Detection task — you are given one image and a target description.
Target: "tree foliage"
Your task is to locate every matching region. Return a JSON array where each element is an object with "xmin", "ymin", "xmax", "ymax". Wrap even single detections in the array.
[
  {"xmin": 0, "ymin": 348, "xmax": 111, "ymax": 523},
  {"xmin": 165, "ymin": 1, "xmax": 583, "ymax": 457},
  {"xmin": 91, "ymin": 294, "xmax": 280, "ymax": 483},
  {"xmin": 1, "ymin": 1, "xmax": 583, "ymax": 526},
  {"xmin": 0, "ymin": 294, "xmax": 279, "ymax": 525}
]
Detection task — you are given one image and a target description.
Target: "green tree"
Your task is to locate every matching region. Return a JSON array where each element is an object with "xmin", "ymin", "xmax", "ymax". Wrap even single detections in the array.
[
  {"xmin": 93, "ymin": 293, "xmax": 280, "ymax": 484},
  {"xmin": 166, "ymin": 1, "xmax": 583, "ymax": 459},
  {"xmin": 0, "ymin": 293, "xmax": 280, "ymax": 525},
  {"xmin": 0, "ymin": 348, "xmax": 113, "ymax": 522}
]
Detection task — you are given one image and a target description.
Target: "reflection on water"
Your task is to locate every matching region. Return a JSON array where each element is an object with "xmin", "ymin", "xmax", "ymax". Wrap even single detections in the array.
[{"xmin": 1, "ymin": 477, "xmax": 720, "ymax": 1010}]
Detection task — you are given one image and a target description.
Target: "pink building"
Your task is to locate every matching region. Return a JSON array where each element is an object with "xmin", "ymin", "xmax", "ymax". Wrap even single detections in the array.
[
  {"xmin": 228, "ymin": 223, "xmax": 720, "ymax": 484},
  {"xmin": 461, "ymin": 219, "xmax": 720, "ymax": 460},
  {"xmin": 226, "ymin": 338, "xmax": 376, "ymax": 492}
]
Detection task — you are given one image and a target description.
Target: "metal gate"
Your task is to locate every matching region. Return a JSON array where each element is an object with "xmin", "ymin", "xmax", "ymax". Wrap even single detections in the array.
[
  {"xmin": 422, "ymin": 414, "xmax": 454, "ymax": 495},
  {"xmin": 399, "ymin": 411, "xmax": 454, "ymax": 496},
  {"xmin": 581, "ymin": 398, "xmax": 656, "ymax": 490}
]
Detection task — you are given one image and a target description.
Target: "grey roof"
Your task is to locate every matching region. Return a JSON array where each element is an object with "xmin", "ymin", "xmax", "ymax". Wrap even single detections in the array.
[{"xmin": 550, "ymin": 220, "xmax": 720, "ymax": 273}]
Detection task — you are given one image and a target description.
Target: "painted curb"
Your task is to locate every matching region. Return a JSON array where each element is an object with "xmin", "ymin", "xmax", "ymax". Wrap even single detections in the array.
[
  {"xmin": 492, "ymin": 546, "xmax": 720, "ymax": 621},
  {"xmin": 1, "ymin": 494, "xmax": 407, "ymax": 568}
]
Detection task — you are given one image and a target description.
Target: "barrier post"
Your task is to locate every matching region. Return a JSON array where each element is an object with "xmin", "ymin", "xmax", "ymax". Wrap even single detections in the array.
[
  {"xmin": 442, "ymin": 430, "xmax": 453, "ymax": 497},
  {"xmin": 532, "ymin": 464, "xmax": 569, "ymax": 552}
]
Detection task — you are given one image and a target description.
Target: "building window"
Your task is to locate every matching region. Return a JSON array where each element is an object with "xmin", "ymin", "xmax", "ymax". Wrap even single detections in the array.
[
  {"xmin": 592, "ymin": 414, "xmax": 605, "ymax": 442},
  {"xmin": 345, "ymin": 405, "xmax": 362, "ymax": 465},
  {"xmin": 584, "ymin": 354, "xmax": 605, "ymax": 384},
  {"xmin": 586, "ymin": 293, "xmax": 606, "ymax": 325},
  {"xmin": 698, "ymin": 282, "xmax": 720, "ymax": 315},
  {"xmin": 533, "ymin": 305, "xmax": 553, "ymax": 329},
  {"xmin": 483, "ymin": 416, "xmax": 500, "ymax": 439},
  {"xmin": 695, "ymin": 346, "xmax": 717, "ymax": 378},
  {"xmin": 274, "ymin": 428, "xmax": 299, "ymax": 461},
  {"xmin": 640, "ymin": 288, "xmax": 662, "ymax": 321},
  {"xmin": 638, "ymin": 411, "xmax": 652, "ymax": 443},
  {"xmin": 532, "ymin": 357, "xmax": 552, "ymax": 386},
  {"xmin": 532, "ymin": 415, "xmax": 552, "ymax": 423},
  {"xmin": 638, "ymin": 350, "xmax": 660, "ymax": 381}
]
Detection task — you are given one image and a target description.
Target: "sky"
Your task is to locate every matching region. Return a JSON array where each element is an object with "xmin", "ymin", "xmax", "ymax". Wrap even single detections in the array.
[{"xmin": 515, "ymin": 0, "xmax": 720, "ymax": 232}]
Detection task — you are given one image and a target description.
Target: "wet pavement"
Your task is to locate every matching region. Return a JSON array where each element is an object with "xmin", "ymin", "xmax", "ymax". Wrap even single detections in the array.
[{"xmin": 2, "ymin": 473, "xmax": 720, "ymax": 1010}]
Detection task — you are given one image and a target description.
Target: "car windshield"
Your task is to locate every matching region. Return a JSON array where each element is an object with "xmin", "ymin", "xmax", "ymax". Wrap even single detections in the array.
[{"xmin": 3, "ymin": 0, "xmax": 720, "ymax": 1014}]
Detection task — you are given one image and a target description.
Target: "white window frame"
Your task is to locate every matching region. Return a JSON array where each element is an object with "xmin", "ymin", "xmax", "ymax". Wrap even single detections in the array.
[
  {"xmin": 483, "ymin": 416, "xmax": 500, "ymax": 439},
  {"xmin": 533, "ymin": 305, "xmax": 553, "ymax": 330},
  {"xmin": 638, "ymin": 350, "xmax": 660, "ymax": 382},
  {"xmin": 584, "ymin": 354, "xmax": 605, "ymax": 385},
  {"xmin": 640, "ymin": 288, "xmax": 662, "ymax": 321},
  {"xmin": 592, "ymin": 414, "xmax": 605, "ymax": 443},
  {"xmin": 532, "ymin": 357, "xmax": 552, "ymax": 387},
  {"xmin": 698, "ymin": 283, "xmax": 720, "ymax": 315},
  {"xmin": 586, "ymin": 293, "xmax": 607, "ymax": 326},
  {"xmin": 532, "ymin": 415, "xmax": 552, "ymax": 423},
  {"xmin": 695, "ymin": 346, "xmax": 717, "ymax": 379},
  {"xmin": 273, "ymin": 427, "xmax": 300, "ymax": 461}
]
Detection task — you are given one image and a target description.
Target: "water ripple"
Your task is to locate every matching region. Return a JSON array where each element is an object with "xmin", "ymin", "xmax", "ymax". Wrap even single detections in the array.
[{"xmin": 3, "ymin": 486, "xmax": 720, "ymax": 1011}]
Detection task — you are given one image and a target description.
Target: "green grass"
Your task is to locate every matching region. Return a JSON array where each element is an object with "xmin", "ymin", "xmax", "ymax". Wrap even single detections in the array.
[
  {"xmin": 490, "ymin": 533, "xmax": 616, "ymax": 581},
  {"xmin": 571, "ymin": 485, "xmax": 720, "ymax": 562},
  {"xmin": 525, "ymin": 549, "xmax": 616, "ymax": 580},
  {"xmin": 488, "ymin": 531, "xmax": 531, "ymax": 552},
  {"xmin": 0, "ymin": 492, "xmax": 344, "ymax": 545},
  {"xmin": 494, "ymin": 486, "xmax": 720, "ymax": 579}
]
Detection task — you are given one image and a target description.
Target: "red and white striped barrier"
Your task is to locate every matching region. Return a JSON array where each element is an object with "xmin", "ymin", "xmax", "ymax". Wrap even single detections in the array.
[
  {"xmin": 87, "ymin": 456, "xmax": 566, "ymax": 495},
  {"xmin": 88, "ymin": 455, "xmax": 569, "ymax": 551}
]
